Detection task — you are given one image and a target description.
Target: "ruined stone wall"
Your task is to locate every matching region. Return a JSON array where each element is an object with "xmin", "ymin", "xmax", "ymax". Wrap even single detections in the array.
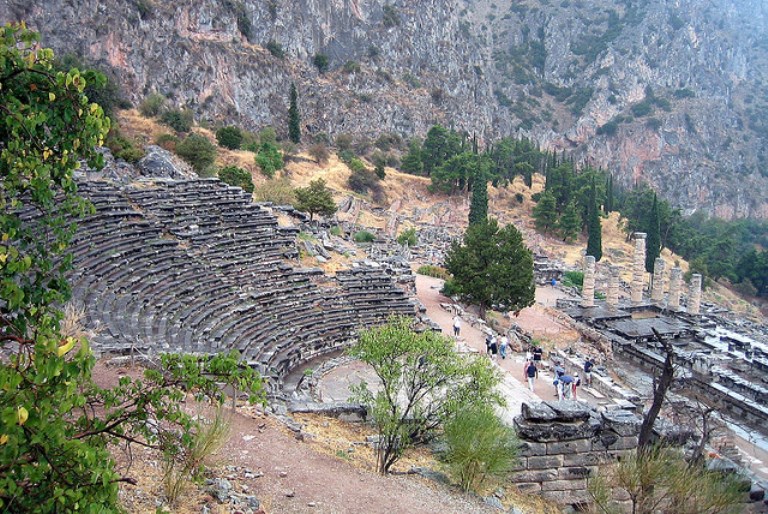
[{"xmin": 512, "ymin": 401, "xmax": 641, "ymax": 507}]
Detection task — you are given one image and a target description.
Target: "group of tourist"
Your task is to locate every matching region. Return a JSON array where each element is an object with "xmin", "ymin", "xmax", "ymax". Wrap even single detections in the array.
[{"xmin": 450, "ymin": 312, "xmax": 598, "ymax": 401}]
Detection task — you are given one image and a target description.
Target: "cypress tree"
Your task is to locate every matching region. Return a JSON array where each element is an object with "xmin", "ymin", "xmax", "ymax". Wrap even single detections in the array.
[
  {"xmin": 604, "ymin": 174, "xmax": 614, "ymax": 214},
  {"xmin": 532, "ymin": 191, "xmax": 558, "ymax": 234},
  {"xmin": 645, "ymin": 193, "xmax": 661, "ymax": 273},
  {"xmin": 468, "ymin": 171, "xmax": 488, "ymax": 226},
  {"xmin": 558, "ymin": 200, "xmax": 582, "ymax": 243},
  {"xmin": 288, "ymin": 82, "xmax": 301, "ymax": 144},
  {"xmin": 586, "ymin": 181, "xmax": 603, "ymax": 261}
]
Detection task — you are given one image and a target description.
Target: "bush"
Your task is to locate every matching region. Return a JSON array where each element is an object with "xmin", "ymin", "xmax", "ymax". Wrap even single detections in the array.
[
  {"xmin": 265, "ymin": 40, "xmax": 284, "ymax": 58},
  {"xmin": 354, "ymin": 230, "xmax": 376, "ymax": 243},
  {"xmin": 255, "ymin": 141, "xmax": 283, "ymax": 178},
  {"xmin": 139, "ymin": 93, "xmax": 166, "ymax": 117},
  {"xmin": 397, "ymin": 227, "xmax": 418, "ymax": 247},
  {"xmin": 175, "ymin": 133, "xmax": 218, "ymax": 174},
  {"xmin": 161, "ymin": 108, "xmax": 194, "ymax": 132},
  {"xmin": 417, "ymin": 265, "xmax": 450, "ymax": 280},
  {"xmin": 343, "ymin": 60, "xmax": 361, "ymax": 73},
  {"xmin": 514, "ymin": 192, "xmax": 525, "ymax": 204},
  {"xmin": 562, "ymin": 270, "xmax": 584, "ymax": 289},
  {"xmin": 382, "ymin": 4, "xmax": 401, "ymax": 27},
  {"xmin": 106, "ymin": 128, "xmax": 145, "ymax": 163},
  {"xmin": 442, "ymin": 406, "xmax": 518, "ymax": 493},
  {"xmin": 218, "ymin": 165, "xmax": 254, "ymax": 193},
  {"xmin": 313, "ymin": 53, "xmax": 329, "ymax": 73},
  {"xmin": 216, "ymin": 125, "xmax": 244, "ymax": 150},
  {"xmin": 440, "ymin": 278, "xmax": 461, "ymax": 297},
  {"xmin": 155, "ymin": 133, "xmax": 180, "ymax": 151},
  {"xmin": 253, "ymin": 177, "xmax": 296, "ymax": 204},
  {"xmin": 336, "ymin": 133, "xmax": 353, "ymax": 152},
  {"xmin": 330, "ymin": 225, "xmax": 343, "ymax": 236},
  {"xmin": 308, "ymin": 143, "xmax": 330, "ymax": 165}
]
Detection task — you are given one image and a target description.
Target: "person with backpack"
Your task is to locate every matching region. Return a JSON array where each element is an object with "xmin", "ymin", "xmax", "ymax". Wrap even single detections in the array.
[{"xmin": 523, "ymin": 359, "xmax": 538, "ymax": 392}]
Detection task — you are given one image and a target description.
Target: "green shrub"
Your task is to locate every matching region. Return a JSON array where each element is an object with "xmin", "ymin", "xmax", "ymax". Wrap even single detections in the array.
[
  {"xmin": 139, "ymin": 93, "xmax": 166, "ymax": 117},
  {"xmin": 336, "ymin": 133, "xmax": 353, "ymax": 152},
  {"xmin": 155, "ymin": 133, "xmax": 180, "ymax": 151},
  {"xmin": 161, "ymin": 108, "xmax": 194, "ymax": 132},
  {"xmin": 562, "ymin": 270, "xmax": 584, "ymax": 289},
  {"xmin": 382, "ymin": 4, "xmax": 401, "ymax": 27},
  {"xmin": 397, "ymin": 227, "xmax": 417, "ymax": 247},
  {"xmin": 343, "ymin": 60, "xmax": 361, "ymax": 73},
  {"xmin": 265, "ymin": 40, "xmax": 284, "ymax": 58},
  {"xmin": 330, "ymin": 225, "xmax": 343, "ymax": 236},
  {"xmin": 417, "ymin": 265, "xmax": 450, "ymax": 280},
  {"xmin": 218, "ymin": 165, "xmax": 254, "ymax": 193},
  {"xmin": 253, "ymin": 177, "xmax": 296, "ymax": 204},
  {"xmin": 255, "ymin": 141, "xmax": 283, "ymax": 178},
  {"xmin": 215, "ymin": 125, "xmax": 244, "ymax": 150},
  {"xmin": 442, "ymin": 406, "xmax": 518, "ymax": 493},
  {"xmin": 441, "ymin": 278, "xmax": 461, "ymax": 297},
  {"xmin": 313, "ymin": 53, "xmax": 329, "ymax": 73},
  {"xmin": 106, "ymin": 128, "xmax": 145, "ymax": 163},
  {"xmin": 354, "ymin": 230, "xmax": 376, "ymax": 243},
  {"xmin": 175, "ymin": 133, "xmax": 217, "ymax": 174}
]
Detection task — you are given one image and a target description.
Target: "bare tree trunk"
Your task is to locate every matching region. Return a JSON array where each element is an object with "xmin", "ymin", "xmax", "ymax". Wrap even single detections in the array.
[{"xmin": 638, "ymin": 328, "xmax": 675, "ymax": 451}]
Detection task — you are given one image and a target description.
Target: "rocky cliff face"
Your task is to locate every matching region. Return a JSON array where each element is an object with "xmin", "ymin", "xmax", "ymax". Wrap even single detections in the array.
[{"xmin": 2, "ymin": 0, "xmax": 767, "ymax": 218}]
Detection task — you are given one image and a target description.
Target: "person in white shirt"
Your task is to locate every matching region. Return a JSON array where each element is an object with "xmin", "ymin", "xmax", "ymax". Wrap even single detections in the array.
[{"xmin": 452, "ymin": 315, "xmax": 461, "ymax": 337}]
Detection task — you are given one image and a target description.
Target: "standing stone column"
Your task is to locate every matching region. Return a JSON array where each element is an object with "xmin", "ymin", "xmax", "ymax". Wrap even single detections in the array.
[
  {"xmin": 582, "ymin": 256, "xmax": 596, "ymax": 308},
  {"xmin": 668, "ymin": 267, "xmax": 682, "ymax": 310},
  {"xmin": 606, "ymin": 265, "xmax": 620, "ymax": 311},
  {"xmin": 651, "ymin": 257, "xmax": 666, "ymax": 305},
  {"xmin": 631, "ymin": 233, "xmax": 647, "ymax": 305},
  {"xmin": 688, "ymin": 273, "xmax": 702, "ymax": 315}
]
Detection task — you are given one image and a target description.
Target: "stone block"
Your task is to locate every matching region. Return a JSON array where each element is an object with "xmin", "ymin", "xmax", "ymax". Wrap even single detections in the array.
[
  {"xmin": 527, "ymin": 455, "xmax": 563, "ymax": 470},
  {"xmin": 509, "ymin": 469, "xmax": 558, "ymax": 483},
  {"xmin": 517, "ymin": 441, "xmax": 547, "ymax": 457},
  {"xmin": 547, "ymin": 439, "xmax": 592, "ymax": 455},
  {"xmin": 515, "ymin": 482, "xmax": 542, "ymax": 493},
  {"xmin": 544, "ymin": 400, "xmax": 592, "ymax": 421},
  {"xmin": 562, "ymin": 452, "xmax": 604, "ymax": 467},
  {"xmin": 611, "ymin": 487, "xmax": 631, "ymax": 502},
  {"xmin": 521, "ymin": 402, "xmax": 558, "ymax": 421},
  {"xmin": 601, "ymin": 409, "xmax": 642, "ymax": 437},
  {"xmin": 540, "ymin": 489, "xmax": 592, "ymax": 504},
  {"xmin": 557, "ymin": 466, "xmax": 596, "ymax": 480},
  {"xmin": 541, "ymin": 479, "xmax": 587, "ymax": 491},
  {"xmin": 515, "ymin": 417, "xmax": 600, "ymax": 442},
  {"xmin": 593, "ymin": 434, "xmax": 637, "ymax": 451}
]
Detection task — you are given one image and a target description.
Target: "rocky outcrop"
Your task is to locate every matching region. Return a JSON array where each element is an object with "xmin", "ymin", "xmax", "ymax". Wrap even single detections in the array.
[{"xmin": 4, "ymin": 0, "xmax": 768, "ymax": 218}]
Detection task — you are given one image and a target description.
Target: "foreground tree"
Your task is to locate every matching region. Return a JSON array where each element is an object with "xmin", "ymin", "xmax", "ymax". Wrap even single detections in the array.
[
  {"xmin": 348, "ymin": 316, "xmax": 503, "ymax": 474},
  {"xmin": 588, "ymin": 446, "xmax": 743, "ymax": 514},
  {"xmin": 0, "ymin": 25, "xmax": 265, "ymax": 512},
  {"xmin": 445, "ymin": 218, "xmax": 535, "ymax": 319},
  {"xmin": 294, "ymin": 178, "xmax": 337, "ymax": 221}
]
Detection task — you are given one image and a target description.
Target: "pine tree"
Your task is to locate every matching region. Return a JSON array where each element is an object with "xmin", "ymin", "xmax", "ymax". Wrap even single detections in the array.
[
  {"xmin": 400, "ymin": 138, "xmax": 424, "ymax": 175},
  {"xmin": 288, "ymin": 82, "xmax": 301, "ymax": 144},
  {"xmin": 586, "ymin": 181, "xmax": 603, "ymax": 261},
  {"xmin": 469, "ymin": 171, "xmax": 488, "ymax": 226},
  {"xmin": 558, "ymin": 200, "xmax": 582, "ymax": 243},
  {"xmin": 645, "ymin": 193, "xmax": 661, "ymax": 273},
  {"xmin": 532, "ymin": 191, "xmax": 558, "ymax": 234}
]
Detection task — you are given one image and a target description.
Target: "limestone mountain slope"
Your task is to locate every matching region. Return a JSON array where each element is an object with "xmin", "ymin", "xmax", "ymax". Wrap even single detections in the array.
[{"xmin": 3, "ymin": 0, "xmax": 768, "ymax": 218}]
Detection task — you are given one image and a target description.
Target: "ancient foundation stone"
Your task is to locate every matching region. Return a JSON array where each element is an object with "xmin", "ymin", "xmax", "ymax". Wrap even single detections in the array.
[{"xmin": 511, "ymin": 402, "xmax": 642, "ymax": 508}]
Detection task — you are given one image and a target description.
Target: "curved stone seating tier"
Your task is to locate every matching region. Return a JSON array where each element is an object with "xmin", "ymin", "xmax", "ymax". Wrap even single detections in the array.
[{"xmin": 56, "ymin": 178, "xmax": 417, "ymax": 386}]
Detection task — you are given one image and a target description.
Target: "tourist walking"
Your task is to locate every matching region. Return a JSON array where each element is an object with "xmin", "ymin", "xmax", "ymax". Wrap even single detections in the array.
[
  {"xmin": 533, "ymin": 345, "xmax": 543, "ymax": 363},
  {"xmin": 524, "ymin": 359, "xmax": 537, "ymax": 392},
  {"xmin": 488, "ymin": 335, "xmax": 499, "ymax": 360},
  {"xmin": 554, "ymin": 375, "xmax": 564, "ymax": 400},
  {"xmin": 572, "ymin": 373, "xmax": 581, "ymax": 400},
  {"xmin": 560, "ymin": 374, "xmax": 574, "ymax": 400},
  {"xmin": 452, "ymin": 314, "xmax": 461, "ymax": 337},
  {"xmin": 584, "ymin": 358, "xmax": 594, "ymax": 387},
  {"xmin": 499, "ymin": 335, "xmax": 509, "ymax": 359}
]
